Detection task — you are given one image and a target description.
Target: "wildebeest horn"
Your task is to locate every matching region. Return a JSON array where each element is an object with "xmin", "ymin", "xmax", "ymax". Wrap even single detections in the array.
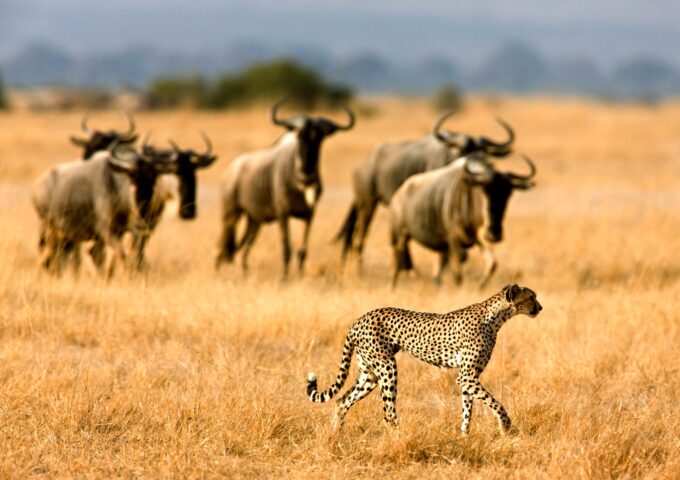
[
  {"xmin": 330, "ymin": 106, "xmax": 355, "ymax": 131},
  {"xmin": 192, "ymin": 131, "xmax": 217, "ymax": 168},
  {"xmin": 507, "ymin": 155, "xmax": 536, "ymax": 187},
  {"xmin": 478, "ymin": 117, "xmax": 514, "ymax": 154},
  {"xmin": 80, "ymin": 114, "xmax": 91, "ymax": 135},
  {"xmin": 141, "ymin": 131, "xmax": 152, "ymax": 151},
  {"xmin": 168, "ymin": 139, "xmax": 181, "ymax": 153},
  {"xmin": 463, "ymin": 157, "xmax": 493, "ymax": 185},
  {"xmin": 431, "ymin": 110, "xmax": 456, "ymax": 135},
  {"xmin": 120, "ymin": 111, "xmax": 136, "ymax": 140},
  {"xmin": 199, "ymin": 130, "xmax": 213, "ymax": 157},
  {"xmin": 270, "ymin": 98, "xmax": 296, "ymax": 129},
  {"xmin": 108, "ymin": 141, "xmax": 137, "ymax": 174},
  {"xmin": 191, "ymin": 130, "xmax": 217, "ymax": 168},
  {"xmin": 431, "ymin": 111, "xmax": 471, "ymax": 147}
]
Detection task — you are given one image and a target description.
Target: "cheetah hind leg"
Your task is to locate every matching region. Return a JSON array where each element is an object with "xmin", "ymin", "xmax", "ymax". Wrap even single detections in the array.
[{"xmin": 333, "ymin": 362, "xmax": 378, "ymax": 430}]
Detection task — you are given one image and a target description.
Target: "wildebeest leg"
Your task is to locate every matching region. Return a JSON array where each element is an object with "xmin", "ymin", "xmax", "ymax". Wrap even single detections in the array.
[
  {"xmin": 70, "ymin": 242, "xmax": 82, "ymax": 277},
  {"xmin": 448, "ymin": 240, "xmax": 465, "ymax": 285},
  {"xmin": 338, "ymin": 204, "xmax": 357, "ymax": 264},
  {"xmin": 435, "ymin": 250, "xmax": 449, "ymax": 285},
  {"xmin": 478, "ymin": 241, "xmax": 497, "ymax": 288},
  {"xmin": 103, "ymin": 236, "xmax": 127, "ymax": 280},
  {"xmin": 278, "ymin": 216, "xmax": 292, "ymax": 279},
  {"xmin": 215, "ymin": 211, "xmax": 241, "ymax": 269},
  {"xmin": 297, "ymin": 213, "xmax": 315, "ymax": 274},
  {"xmin": 131, "ymin": 231, "xmax": 149, "ymax": 272},
  {"xmin": 240, "ymin": 217, "xmax": 261, "ymax": 274},
  {"xmin": 89, "ymin": 238, "xmax": 106, "ymax": 273},
  {"xmin": 353, "ymin": 201, "xmax": 377, "ymax": 271},
  {"xmin": 44, "ymin": 237, "xmax": 66, "ymax": 276},
  {"xmin": 38, "ymin": 222, "xmax": 47, "ymax": 253},
  {"xmin": 391, "ymin": 231, "xmax": 409, "ymax": 288}
]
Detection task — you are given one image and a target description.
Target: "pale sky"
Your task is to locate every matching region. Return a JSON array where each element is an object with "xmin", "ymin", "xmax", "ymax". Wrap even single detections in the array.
[{"xmin": 1, "ymin": 0, "xmax": 679, "ymax": 67}]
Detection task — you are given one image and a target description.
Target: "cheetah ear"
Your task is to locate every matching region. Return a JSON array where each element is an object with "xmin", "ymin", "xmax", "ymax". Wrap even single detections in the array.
[{"xmin": 505, "ymin": 284, "xmax": 521, "ymax": 302}]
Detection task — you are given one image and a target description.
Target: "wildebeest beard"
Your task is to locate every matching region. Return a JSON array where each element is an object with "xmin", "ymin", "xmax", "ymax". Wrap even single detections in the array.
[
  {"xmin": 130, "ymin": 163, "xmax": 160, "ymax": 227},
  {"xmin": 296, "ymin": 123, "xmax": 324, "ymax": 186},
  {"xmin": 482, "ymin": 175, "xmax": 514, "ymax": 243}
]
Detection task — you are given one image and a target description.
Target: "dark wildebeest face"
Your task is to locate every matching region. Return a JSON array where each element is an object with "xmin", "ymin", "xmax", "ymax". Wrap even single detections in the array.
[
  {"xmin": 141, "ymin": 132, "xmax": 218, "ymax": 219},
  {"xmin": 464, "ymin": 155, "xmax": 536, "ymax": 243},
  {"xmin": 107, "ymin": 144, "xmax": 178, "ymax": 224},
  {"xmin": 432, "ymin": 111, "xmax": 515, "ymax": 159},
  {"xmin": 70, "ymin": 112, "xmax": 138, "ymax": 159},
  {"xmin": 271, "ymin": 99, "xmax": 355, "ymax": 208}
]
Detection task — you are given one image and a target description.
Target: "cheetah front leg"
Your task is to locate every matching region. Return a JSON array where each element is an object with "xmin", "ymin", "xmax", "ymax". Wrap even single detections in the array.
[
  {"xmin": 456, "ymin": 370, "xmax": 510, "ymax": 434},
  {"xmin": 376, "ymin": 358, "xmax": 399, "ymax": 427},
  {"xmin": 460, "ymin": 393, "xmax": 474, "ymax": 434}
]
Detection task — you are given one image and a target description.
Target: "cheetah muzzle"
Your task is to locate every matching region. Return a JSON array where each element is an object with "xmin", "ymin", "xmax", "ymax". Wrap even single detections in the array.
[{"xmin": 306, "ymin": 284, "xmax": 542, "ymax": 435}]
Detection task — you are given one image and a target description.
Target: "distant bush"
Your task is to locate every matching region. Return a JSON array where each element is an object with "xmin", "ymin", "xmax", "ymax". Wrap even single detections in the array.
[
  {"xmin": 432, "ymin": 85, "xmax": 463, "ymax": 113},
  {"xmin": 146, "ymin": 59, "xmax": 352, "ymax": 110},
  {"xmin": 0, "ymin": 69, "xmax": 7, "ymax": 109}
]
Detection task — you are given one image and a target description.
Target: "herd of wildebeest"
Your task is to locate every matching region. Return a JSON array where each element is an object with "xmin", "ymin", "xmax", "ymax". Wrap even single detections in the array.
[{"xmin": 32, "ymin": 99, "xmax": 536, "ymax": 286}]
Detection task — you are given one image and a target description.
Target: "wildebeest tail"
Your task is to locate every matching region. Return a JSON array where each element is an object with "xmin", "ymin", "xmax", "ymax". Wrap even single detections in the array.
[
  {"xmin": 333, "ymin": 204, "xmax": 358, "ymax": 252},
  {"xmin": 307, "ymin": 335, "xmax": 355, "ymax": 403}
]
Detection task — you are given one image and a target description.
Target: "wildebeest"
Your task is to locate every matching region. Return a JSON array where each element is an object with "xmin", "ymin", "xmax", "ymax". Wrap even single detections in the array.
[
  {"xmin": 216, "ymin": 99, "xmax": 355, "ymax": 277},
  {"xmin": 70, "ymin": 112, "xmax": 138, "ymax": 159},
  {"xmin": 80, "ymin": 131, "xmax": 217, "ymax": 270},
  {"xmin": 131, "ymin": 132, "xmax": 218, "ymax": 268},
  {"xmin": 389, "ymin": 154, "xmax": 536, "ymax": 287},
  {"xmin": 34, "ymin": 145, "xmax": 178, "ymax": 277},
  {"xmin": 336, "ymin": 112, "xmax": 515, "ymax": 266}
]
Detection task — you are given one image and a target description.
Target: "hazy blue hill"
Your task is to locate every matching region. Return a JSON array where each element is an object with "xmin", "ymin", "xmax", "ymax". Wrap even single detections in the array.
[
  {"xmin": 2, "ymin": 37, "xmax": 680, "ymax": 98},
  {"xmin": 331, "ymin": 53, "xmax": 395, "ymax": 92},
  {"xmin": 410, "ymin": 56, "xmax": 462, "ymax": 93},
  {"xmin": 610, "ymin": 57, "xmax": 680, "ymax": 97},
  {"xmin": 551, "ymin": 56, "xmax": 607, "ymax": 95},
  {"xmin": 4, "ymin": 42, "xmax": 77, "ymax": 86},
  {"xmin": 470, "ymin": 40, "xmax": 550, "ymax": 92},
  {"xmin": 76, "ymin": 47, "xmax": 174, "ymax": 88}
]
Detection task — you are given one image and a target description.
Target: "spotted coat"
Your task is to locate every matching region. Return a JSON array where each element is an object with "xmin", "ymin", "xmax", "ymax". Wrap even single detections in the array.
[{"xmin": 306, "ymin": 284, "xmax": 542, "ymax": 434}]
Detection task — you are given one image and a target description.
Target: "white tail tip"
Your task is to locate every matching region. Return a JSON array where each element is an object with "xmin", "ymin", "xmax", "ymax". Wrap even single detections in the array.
[{"xmin": 307, "ymin": 372, "xmax": 317, "ymax": 382}]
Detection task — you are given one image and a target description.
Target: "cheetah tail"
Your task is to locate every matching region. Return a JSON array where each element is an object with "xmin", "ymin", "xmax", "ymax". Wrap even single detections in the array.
[{"xmin": 306, "ymin": 335, "xmax": 355, "ymax": 403}]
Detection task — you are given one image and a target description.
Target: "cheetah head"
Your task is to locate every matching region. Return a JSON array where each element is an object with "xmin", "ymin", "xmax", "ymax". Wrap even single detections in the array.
[{"xmin": 505, "ymin": 284, "xmax": 542, "ymax": 317}]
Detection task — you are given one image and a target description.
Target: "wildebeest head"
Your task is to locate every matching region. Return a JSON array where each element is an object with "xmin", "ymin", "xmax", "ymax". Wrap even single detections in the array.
[
  {"xmin": 464, "ymin": 155, "xmax": 536, "ymax": 243},
  {"xmin": 271, "ymin": 99, "xmax": 355, "ymax": 208},
  {"xmin": 70, "ymin": 112, "xmax": 138, "ymax": 159},
  {"xmin": 432, "ymin": 111, "xmax": 515, "ymax": 158},
  {"xmin": 107, "ymin": 143, "xmax": 177, "ymax": 225},
  {"xmin": 141, "ymin": 132, "xmax": 218, "ymax": 219}
]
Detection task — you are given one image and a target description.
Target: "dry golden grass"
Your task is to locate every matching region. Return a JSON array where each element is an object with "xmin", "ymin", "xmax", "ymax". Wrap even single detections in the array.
[{"xmin": 0, "ymin": 97, "xmax": 679, "ymax": 478}]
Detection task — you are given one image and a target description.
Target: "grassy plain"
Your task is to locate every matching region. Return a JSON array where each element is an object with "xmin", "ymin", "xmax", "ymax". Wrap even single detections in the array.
[{"xmin": 0, "ymin": 97, "xmax": 679, "ymax": 478}]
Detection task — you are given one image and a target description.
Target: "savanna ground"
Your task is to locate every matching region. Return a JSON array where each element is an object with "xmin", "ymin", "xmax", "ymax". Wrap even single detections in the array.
[{"xmin": 0, "ymin": 97, "xmax": 679, "ymax": 478}]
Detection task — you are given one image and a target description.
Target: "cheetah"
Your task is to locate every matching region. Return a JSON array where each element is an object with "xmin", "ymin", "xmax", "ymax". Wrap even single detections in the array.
[{"xmin": 306, "ymin": 284, "xmax": 542, "ymax": 435}]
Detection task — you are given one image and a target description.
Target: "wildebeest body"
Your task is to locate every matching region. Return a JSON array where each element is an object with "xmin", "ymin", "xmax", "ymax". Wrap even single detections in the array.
[
  {"xmin": 389, "ymin": 155, "xmax": 535, "ymax": 287},
  {"xmin": 338, "ymin": 115, "xmax": 515, "ymax": 266}
]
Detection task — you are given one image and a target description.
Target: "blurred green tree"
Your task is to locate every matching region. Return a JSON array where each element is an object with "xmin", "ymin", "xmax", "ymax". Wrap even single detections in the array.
[
  {"xmin": 146, "ymin": 75, "xmax": 210, "ymax": 109},
  {"xmin": 432, "ymin": 84, "xmax": 464, "ymax": 113},
  {"xmin": 0, "ymin": 69, "xmax": 8, "ymax": 109},
  {"xmin": 147, "ymin": 59, "xmax": 352, "ymax": 110}
]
